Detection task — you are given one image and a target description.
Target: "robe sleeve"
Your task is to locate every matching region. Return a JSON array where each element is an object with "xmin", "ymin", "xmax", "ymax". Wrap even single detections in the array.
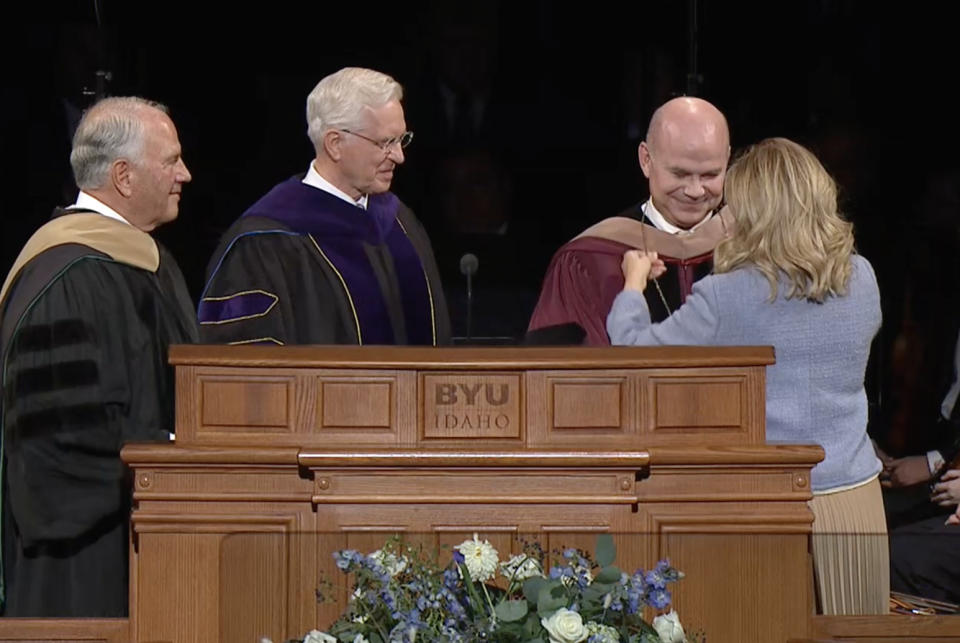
[
  {"xmin": 528, "ymin": 248, "xmax": 626, "ymax": 345},
  {"xmin": 199, "ymin": 232, "xmax": 352, "ymax": 345},
  {"xmin": 3, "ymin": 259, "xmax": 165, "ymax": 544}
]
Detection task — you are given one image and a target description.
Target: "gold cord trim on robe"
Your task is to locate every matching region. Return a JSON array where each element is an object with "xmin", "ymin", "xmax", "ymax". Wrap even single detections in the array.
[
  {"xmin": 198, "ymin": 289, "xmax": 279, "ymax": 325},
  {"xmin": 395, "ymin": 218, "xmax": 438, "ymax": 346},
  {"xmin": 307, "ymin": 234, "xmax": 363, "ymax": 345}
]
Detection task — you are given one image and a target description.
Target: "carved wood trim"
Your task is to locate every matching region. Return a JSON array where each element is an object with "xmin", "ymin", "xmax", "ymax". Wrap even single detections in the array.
[
  {"xmin": 0, "ymin": 619, "xmax": 128, "ymax": 643},
  {"xmin": 122, "ymin": 444, "xmax": 301, "ymax": 465},
  {"xmin": 317, "ymin": 376, "xmax": 397, "ymax": 431},
  {"xmin": 133, "ymin": 492, "xmax": 314, "ymax": 502},
  {"xmin": 297, "ymin": 451, "xmax": 650, "ymax": 468},
  {"xmin": 311, "ymin": 494, "xmax": 640, "ymax": 505},
  {"xmin": 197, "ymin": 374, "xmax": 294, "ymax": 430},
  {"xmin": 650, "ymin": 512, "xmax": 814, "ymax": 534},
  {"xmin": 169, "ymin": 345, "xmax": 775, "ymax": 369},
  {"xmin": 131, "ymin": 513, "xmax": 301, "ymax": 534},
  {"xmin": 647, "ymin": 444, "xmax": 824, "ymax": 465},
  {"xmin": 811, "ymin": 614, "xmax": 960, "ymax": 638}
]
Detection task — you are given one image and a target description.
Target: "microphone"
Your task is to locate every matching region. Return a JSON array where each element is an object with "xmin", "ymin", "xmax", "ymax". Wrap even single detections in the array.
[{"xmin": 459, "ymin": 253, "xmax": 479, "ymax": 341}]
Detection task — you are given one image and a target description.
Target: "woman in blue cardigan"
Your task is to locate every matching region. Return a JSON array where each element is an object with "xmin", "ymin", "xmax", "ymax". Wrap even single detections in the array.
[{"xmin": 607, "ymin": 137, "xmax": 886, "ymax": 615}]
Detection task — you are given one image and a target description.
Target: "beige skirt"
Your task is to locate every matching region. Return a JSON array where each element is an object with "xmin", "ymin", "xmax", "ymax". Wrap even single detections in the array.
[{"xmin": 808, "ymin": 476, "xmax": 889, "ymax": 615}]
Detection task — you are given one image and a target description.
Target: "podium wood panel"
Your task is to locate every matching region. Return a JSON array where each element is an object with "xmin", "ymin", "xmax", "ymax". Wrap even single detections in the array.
[
  {"xmin": 124, "ymin": 441, "xmax": 821, "ymax": 643},
  {"xmin": 171, "ymin": 346, "xmax": 772, "ymax": 448},
  {"xmin": 0, "ymin": 620, "xmax": 127, "ymax": 643}
]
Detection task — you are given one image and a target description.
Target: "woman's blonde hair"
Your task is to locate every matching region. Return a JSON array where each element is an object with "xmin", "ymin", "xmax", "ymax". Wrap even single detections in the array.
[{"xmin": 714, "ymin": 137, "xmax": 855, "ymax": 302}]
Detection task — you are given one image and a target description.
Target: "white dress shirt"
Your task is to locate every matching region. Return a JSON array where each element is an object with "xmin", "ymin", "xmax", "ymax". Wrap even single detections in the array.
[
  {"xmin": 68, "ymin": 191, "xmax": 132, "ymax": 226},
  {"xmin": 642, "ymin": 199, "xmax": 714, "ymax": 234},
  {"xmin": 302, "ymin": 162, "xmax": 368, "ymax": 210}
]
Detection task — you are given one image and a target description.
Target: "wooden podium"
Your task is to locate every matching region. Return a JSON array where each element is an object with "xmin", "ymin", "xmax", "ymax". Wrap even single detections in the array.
[
  {"xmin": 4, "ymin": 345, "xmax": 959, "ymax": 641},
  {"xmin": 115, "ymin": 344, "xmax": 822, "ymax": 643}
]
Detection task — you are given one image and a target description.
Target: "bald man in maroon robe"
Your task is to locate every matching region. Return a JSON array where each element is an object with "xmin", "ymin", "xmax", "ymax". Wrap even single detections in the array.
[{"xmin": 528, "ymin": 97, "xmax": 732, "ymax": 345}]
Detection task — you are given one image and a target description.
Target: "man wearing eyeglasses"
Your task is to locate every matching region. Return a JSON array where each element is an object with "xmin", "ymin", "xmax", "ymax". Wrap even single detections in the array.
[
  {"xmin": 199, "ymin": 67, "xmax": 450, "ymax": 346},
  {"xmin": 526, "ymin": 97, "xmax": 731, "ymax": 345}
]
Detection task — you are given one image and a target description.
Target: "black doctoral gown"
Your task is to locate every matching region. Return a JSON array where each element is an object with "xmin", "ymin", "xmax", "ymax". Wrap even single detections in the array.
[{"xmin": 0, "ymin": 211, "xmax": 197, "ymax": 616}]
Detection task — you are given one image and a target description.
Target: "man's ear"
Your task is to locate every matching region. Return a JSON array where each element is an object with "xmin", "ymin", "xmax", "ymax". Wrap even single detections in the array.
[
  {"xmin": 323, "ymin": 130, "xmax": 344, "ymax": 162},
  {"xmin": 638, "ymin": 141, "xmax": 653, "ymax": 179},
  {"xmin": 111, "ymin": 159, "xmax": 134, "ymax": 197}
]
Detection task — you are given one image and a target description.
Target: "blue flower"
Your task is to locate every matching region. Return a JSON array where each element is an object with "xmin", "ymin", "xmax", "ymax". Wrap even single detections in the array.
[
  {"xmin": 333, "ymin": 549, "xmax": 360, "ymax": 571},
  {"xmin": 647, "ymin": 588, "xmax": 672, "ymax": 610},
  {"xmin": 645, "ymin": 568, "xmax": 666, "ymax": 589},
  {"xmin": 324, "ymin": 538, "xmax": 687, "ymax": 643}
]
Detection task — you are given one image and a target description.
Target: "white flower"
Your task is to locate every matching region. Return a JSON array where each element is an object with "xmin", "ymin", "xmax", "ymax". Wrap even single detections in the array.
[
  {"xmin": 349, "ymin": 587, "xmax": 369, "ymax": 623},
  {"xmin": 370, "ymin": 548, "xmax": 408, "ymax": 577},
  {"xmin": 585, "ymin": 621, "xmax": 620, "ymax": 642},
  {"xmin": 303, "ymin": 631, "xmax": 337, "ymax": 643},
  {"xmin": 303, "ymin": 630, "xmax": 337, "ymax": 643},
  {"xmin": 652, "ymin": 610, "xmax": 686, "ymax": 643},
  {"xmin": 454, "ymin": 533, "xmax": 499, "ymax": 582},
  {"xmin": 353, "ymin": 635, "xmax": 370, "ymax": 643},
  {"xmin": 541, "ymin": 607, "xmax": 588, "ymax": 643},
  {"xmin": 499, "ymin": 553, "xmax": 543, "ymax": 581}
]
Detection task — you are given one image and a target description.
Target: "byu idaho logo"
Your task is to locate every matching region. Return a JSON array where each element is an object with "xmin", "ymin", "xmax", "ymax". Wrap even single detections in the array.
[
  {"xmin": 435, "ymin": 383, "xmax": 509, "ymax": 406},
  {"xmin": 422, "ymin": 375, "xmax": 520, "ymax": 438}
]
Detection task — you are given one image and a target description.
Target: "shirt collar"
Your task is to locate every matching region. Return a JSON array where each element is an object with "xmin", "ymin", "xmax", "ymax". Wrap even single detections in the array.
[
  {"xmin": 642, "ymin": 198, "xmax": 713, "ymax": 235},
  {"xmin": 303, "ymin": 162, "xmax": 369, "ymax": 210},
  {"xmin": 68, "ymin": 191, "xmax": 132, "ymax": 226}
]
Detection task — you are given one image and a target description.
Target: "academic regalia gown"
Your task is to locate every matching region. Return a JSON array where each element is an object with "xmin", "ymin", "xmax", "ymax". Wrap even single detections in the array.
[
  {"xmin": 527, "ymin": 203, "xmax": 733, "ymax": 345},
  {"xmin": 0, "ymin": 211, "xmax": 197, "ymax": 616},
  {"xmin": 199, "ymin": 178, "xmax": 450, "ymax": 346}
]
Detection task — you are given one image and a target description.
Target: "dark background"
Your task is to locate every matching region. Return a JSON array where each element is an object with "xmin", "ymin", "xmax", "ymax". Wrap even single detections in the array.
[{"xmin": 1, "ymin": 1, "xmax": 958, "ymax": 453}]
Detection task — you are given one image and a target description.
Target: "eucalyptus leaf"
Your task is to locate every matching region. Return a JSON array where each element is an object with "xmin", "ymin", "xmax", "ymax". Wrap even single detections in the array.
[
  {"xmin": 595, "ymin": 565, "xmax": 622, "ymax": 584},
  {"xmin": 537, "ymin": 582, "xmax": 568, "ymax": 614},
  {"xmin": 495, "ymin": 599, "xmax": 529, "ymax": 622},
  {"xmin": 595, "ymin": 533, "xmax": 616, "ymax": 567},
  {"xmin": 523, "ymin": 577, "xmax": 548, "ymax": 603},
  {"xmin": 581, "ymin": 584, "xmax": 608, "ymax": 606},
  {"xmin": 521, "ymin": 612, "xmax": 541, "ymax": 638}
]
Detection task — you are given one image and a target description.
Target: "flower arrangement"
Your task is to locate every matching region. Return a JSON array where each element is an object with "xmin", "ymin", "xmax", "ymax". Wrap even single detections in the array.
[{"xmin": 271, "ymin": 533, "xmax": 700, "ymax": 643}]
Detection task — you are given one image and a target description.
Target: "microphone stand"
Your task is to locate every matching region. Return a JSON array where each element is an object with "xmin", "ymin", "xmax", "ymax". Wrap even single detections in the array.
[{"xmin": 465, "ymin": 270, "xmax": 473, "ymax": 342}]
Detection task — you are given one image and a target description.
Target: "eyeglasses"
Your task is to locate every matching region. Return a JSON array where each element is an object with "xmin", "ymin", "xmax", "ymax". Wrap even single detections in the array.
[{"xmin": 341, "ymin": 129, "xmax": 414, "ymax": 152}]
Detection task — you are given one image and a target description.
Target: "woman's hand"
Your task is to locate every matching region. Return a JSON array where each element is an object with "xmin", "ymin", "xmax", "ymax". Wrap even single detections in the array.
[{"xmin": 621, "ymin": 250, "xmax": 666, "ymax": 292}]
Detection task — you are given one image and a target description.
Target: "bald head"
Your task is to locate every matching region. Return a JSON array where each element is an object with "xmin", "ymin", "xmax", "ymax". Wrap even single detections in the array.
[
  {"xmin": 639, "ymin": 97, "xmax": 730, "ymax": 229},
  {"xmin": 646, "ymin": 97, "xmax": 729, "ymax": 155}
]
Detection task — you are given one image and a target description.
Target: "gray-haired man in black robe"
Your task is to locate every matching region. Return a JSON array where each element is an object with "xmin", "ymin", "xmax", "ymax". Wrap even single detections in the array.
[{"xmin": 0, "ymin": 97, "xmax": 197, "ymax": 616}]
